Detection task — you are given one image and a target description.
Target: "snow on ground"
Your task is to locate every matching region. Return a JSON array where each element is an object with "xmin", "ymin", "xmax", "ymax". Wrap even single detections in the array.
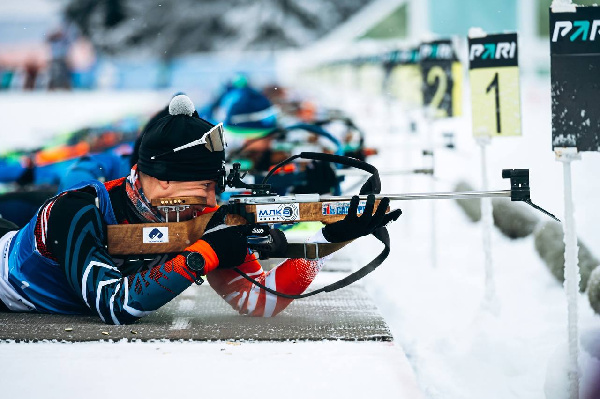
[
  {"xmin": 0, "ymin": 340, "xmax": 422, "ymax": 399},
  {"xmin": 1, "ymin": 72, "xmax": 600, "ymax": 399}
]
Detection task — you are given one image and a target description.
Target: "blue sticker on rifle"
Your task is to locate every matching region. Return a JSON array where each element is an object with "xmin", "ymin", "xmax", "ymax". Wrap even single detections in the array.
[{"xmin": 143, "ymin": 227, "xmax": 169, "ymax": 243}]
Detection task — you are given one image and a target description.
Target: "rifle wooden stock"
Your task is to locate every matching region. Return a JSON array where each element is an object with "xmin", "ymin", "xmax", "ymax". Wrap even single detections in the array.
[
  {"xmin": 107, "ymin": 213, "xmax": 247, "ymax": 255},
  {"xmin": 106, "ymin": 200, "xmax": 388, "ymax": 255}
]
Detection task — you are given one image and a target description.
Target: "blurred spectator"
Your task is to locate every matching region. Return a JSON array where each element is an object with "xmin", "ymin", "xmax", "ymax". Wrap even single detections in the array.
[
  {"xmin": 0, "ymin": 44, "xmax": 48, "ymax": 91},
  {"xmin": 0, "ymin": 62, "xmax": 14, "ymax": 90},
  {"xmin": 68, "ymin": 37, "xmax": 97, "ymax": 89},
  {"xmin": 23, "ymin": 57, "xmax": 40, "ymax": 90},
  {"xmin": 15, "ymin": 154, "xmax": 36, "ymax": 188},
  {"xmin": 47, "ymin": 23, "xmax": 76, "ymax": 90},
  {"xmin": 156, "ymin": 58, "xmax": 173, "ymax": 89}
]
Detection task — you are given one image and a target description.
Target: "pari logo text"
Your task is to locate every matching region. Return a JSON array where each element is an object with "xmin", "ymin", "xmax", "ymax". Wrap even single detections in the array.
[
  {"xmin": 552, "ymin": 20, "xmax": 600, "ymax": 42},
  {"xmin": 469, "ymin": 42, "xmax": 516, "ymax": 61},
  {"xmin": 256, "ymin": 203, "xmax": 300, "ymax": 222},
  {"xmin": 420, "ymin": 43, "xmax": 454, "ymax": 60},
  {"xmin": 143, "ymin": 227, "xmax": 169, "ymax": 244}
]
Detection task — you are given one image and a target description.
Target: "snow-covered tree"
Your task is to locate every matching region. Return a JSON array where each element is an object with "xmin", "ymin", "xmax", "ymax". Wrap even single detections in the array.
[{"xmin": 64, "ymin": 0, "xmax": 370, "ymax": 57}]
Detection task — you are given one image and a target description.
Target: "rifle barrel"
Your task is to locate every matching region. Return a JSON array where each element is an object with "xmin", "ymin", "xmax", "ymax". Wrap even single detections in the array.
[
  {"xmin": 320, "ymin": 190, "xmax": 512, "ymax": 201},
  {"xmin": 228, "ymin": 190, "xmax": 513, "ymax": 205}
]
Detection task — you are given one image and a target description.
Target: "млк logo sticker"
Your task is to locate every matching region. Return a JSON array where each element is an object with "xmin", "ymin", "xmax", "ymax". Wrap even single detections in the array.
[{"xmin": 256, "ymin": 204, "xmax": 300, "ymax": 222}]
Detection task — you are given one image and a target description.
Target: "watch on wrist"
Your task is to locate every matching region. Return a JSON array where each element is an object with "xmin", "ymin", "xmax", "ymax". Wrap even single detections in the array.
[{"xmin": 183, "ymin": 251, "xmax": 206, "ymax": 283}]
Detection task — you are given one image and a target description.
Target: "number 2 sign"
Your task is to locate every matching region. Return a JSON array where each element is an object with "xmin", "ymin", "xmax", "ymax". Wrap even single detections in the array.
[
  {"xmin": 420, "ymin": 40, "xmax": 463, "ymax": 119},
  {"xmin": 468, "ymin": 32, "xmax": 522, "ymax": 137}
]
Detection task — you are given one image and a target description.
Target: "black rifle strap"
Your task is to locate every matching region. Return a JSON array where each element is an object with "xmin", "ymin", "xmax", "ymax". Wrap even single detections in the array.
[
  {"xmin": 263, "ymin": 152, "xmax": 380, "ymax": 186},
  {"xmin": 262, "ymin": 151, "xmax": 381, "ymax": 197},
  {"xmin": 233, "ymin": 226, "xmax": 390, "ymax": 299},
  {"xmin": 283, "ymin": 241, "xmax": 350, "ymax": 259}
]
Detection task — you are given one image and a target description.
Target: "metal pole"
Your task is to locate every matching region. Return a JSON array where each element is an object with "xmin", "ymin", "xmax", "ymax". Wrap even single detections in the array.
[
  {"xmin": 424, "ymin": 106, "xmax": 437, "ymax": 268},
  {"xmin": 430, "ymin": 148, "xmax": 437, "ymax": 269},
  {"xmin": 477, "ymin": 137, "xmax": 498, "ymax": 312},
  {"xmin": 556, "ymin": 147, "xmax": 581, "ymax": 399}
]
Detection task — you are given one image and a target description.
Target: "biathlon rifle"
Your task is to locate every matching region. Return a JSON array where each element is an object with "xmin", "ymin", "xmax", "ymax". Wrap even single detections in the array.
[
  {"xmin": 105, "ymin": 152, "xmax": 558, "ymax": 298},
  {"xmin": 107, "ymin": 152, "xmax": 389, "ymax": 258}
]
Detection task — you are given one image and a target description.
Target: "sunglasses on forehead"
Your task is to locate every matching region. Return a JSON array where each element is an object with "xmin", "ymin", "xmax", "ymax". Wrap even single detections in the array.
[{"xmin": 150, "ymin": 123, "xmax": 227, "ymax": 160}]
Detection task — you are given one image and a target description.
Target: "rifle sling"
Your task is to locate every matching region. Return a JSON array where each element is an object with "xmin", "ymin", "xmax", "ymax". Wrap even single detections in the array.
[
  {"xmin": 233, "ymin": 226, "xmax": 391, "ymax": 299},
  {"xmin": 282, "ymin": 241, "xmax": 350, "ymax": 260}
]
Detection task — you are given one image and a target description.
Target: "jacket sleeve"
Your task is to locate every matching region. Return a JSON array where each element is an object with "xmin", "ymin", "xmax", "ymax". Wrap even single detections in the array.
[{"xmin": 45, "ymin": 191, "xmax": 201, "ymax": 324}]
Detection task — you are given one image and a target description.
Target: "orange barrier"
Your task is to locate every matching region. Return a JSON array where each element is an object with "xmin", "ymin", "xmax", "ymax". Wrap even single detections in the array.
[{"xmin": 35, "ymin": 141, "xmax": 90, "ymax": 166}]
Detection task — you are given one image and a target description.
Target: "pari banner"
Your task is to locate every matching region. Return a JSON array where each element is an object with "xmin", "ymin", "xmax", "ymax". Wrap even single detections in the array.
[{"xmin": 550, "ymin": 6, "xmax": 600, "ymax": 152}]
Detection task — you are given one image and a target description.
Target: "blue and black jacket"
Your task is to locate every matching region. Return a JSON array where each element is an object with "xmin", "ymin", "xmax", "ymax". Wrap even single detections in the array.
[{"xmin": 0, "ymin": 178, "xmax": 201, "ymax": 324}]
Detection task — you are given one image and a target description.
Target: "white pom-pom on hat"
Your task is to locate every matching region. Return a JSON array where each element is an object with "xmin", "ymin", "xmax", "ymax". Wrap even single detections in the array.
[{"xmin": 169, "ymin": 94, "xmax": 195, "ymax": 116}]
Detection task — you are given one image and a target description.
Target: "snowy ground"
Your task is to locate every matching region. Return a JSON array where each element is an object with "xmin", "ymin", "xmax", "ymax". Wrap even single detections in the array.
[
  {"xmin": 1, "ymin": 340, "xmax": 422, "ymax": 399},
  {"xmin": 1, "ymin": 72, "xmax": 600, "ymax": 399}
]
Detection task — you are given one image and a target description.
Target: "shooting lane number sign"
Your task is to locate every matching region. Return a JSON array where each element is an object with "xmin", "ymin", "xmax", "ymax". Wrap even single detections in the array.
[
  {"xmin": 550, "ymin": 6, "xmax": 600, "ymax": 151},
  {"xmin": 420, "ymin": 40, "xmax": 463, "ymax": 118},
  {"xmin": 387, "ymin": 48, "xmax": 423, "ymax": 108},
  {"xmin": 468, "ymin": 33, "xmax": 522, "ymax": 137}
]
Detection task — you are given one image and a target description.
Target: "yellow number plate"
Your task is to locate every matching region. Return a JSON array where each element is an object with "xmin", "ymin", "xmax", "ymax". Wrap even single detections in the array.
[
  {"xmin": 451, "ymin": 61, "xmax": 463, "ymax": 117},
  {"xmin": 389, "ymin": 65, "xmax": 423, "ymax": 107},
  {"xmin": 470, "ymin": 66, "xmax": 521, "ymax": 137}
]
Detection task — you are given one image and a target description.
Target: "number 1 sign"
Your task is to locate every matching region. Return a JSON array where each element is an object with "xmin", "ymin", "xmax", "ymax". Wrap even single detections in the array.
[{"xmin": 469, "ymin": 33, "xmax": 522, "ymax": 137}]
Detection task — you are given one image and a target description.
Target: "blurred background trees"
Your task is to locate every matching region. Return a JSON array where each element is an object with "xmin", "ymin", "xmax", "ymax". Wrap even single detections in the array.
[{"xmin": 64, "ymin": 0, "xmax": 369, "ymax": 57}]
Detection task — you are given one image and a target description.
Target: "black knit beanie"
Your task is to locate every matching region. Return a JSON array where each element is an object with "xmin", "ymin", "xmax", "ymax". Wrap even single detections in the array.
[{"xmin": 137, "ymin": 95, "xmax": 226, "ymax": 182}]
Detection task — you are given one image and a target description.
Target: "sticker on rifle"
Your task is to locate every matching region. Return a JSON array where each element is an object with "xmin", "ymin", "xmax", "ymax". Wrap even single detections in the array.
[
  {"xmin": 256, "ymin": 203, "xmax": 300, "ymax": 222},
  {"xmin": 143, "ymin": 227, "xmax": 169, "ymax": 244},
  {"xmin": 322, "ymin": 201, "xmax": 367, "ymax": 216}
]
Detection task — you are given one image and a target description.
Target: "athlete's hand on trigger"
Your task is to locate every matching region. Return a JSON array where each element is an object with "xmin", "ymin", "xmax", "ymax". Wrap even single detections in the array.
[{"xmin": 322, "ymin": 195, "xmax": 401, "ymax": 243}]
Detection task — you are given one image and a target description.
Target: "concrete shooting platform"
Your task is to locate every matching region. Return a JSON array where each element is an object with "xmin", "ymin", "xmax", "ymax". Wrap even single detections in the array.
[{"xmin": 0, "ymin": 271, "xmax": 392, "ymax": 342}]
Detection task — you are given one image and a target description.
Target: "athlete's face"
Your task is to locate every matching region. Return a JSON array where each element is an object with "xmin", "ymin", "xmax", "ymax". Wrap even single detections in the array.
[{"xmin": 158, "ymin": 179, "xmax": 218, "ymax": 220}]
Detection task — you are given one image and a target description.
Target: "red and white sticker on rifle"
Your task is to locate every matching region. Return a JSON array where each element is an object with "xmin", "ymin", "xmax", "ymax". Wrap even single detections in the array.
[{"xmin": 322, "ymin": 201, "xmax": 367, "ymax": 216}]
